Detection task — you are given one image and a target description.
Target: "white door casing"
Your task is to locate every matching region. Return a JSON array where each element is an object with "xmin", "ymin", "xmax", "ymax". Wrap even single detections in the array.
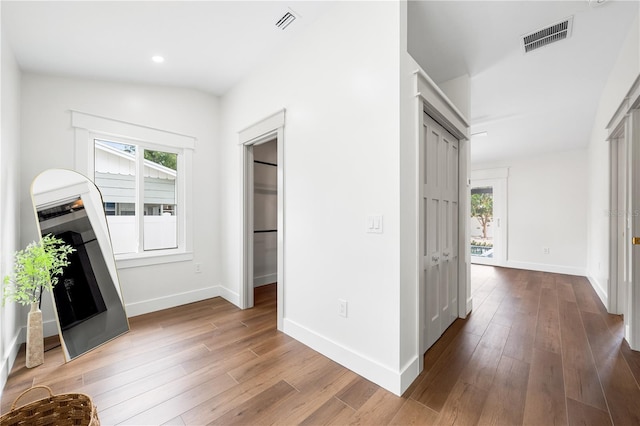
[
  {"xmin": 630, "ymin": 108, "xmax": 640, "ymax": 349},
  {"xmin": 607, "ymin": 75, "xmax": 639, "ymax": 349},
  {"xmin": 609, "ymin": 133, "xmax": 629, "ymax": 316},
  {"xmin": 239, "ymin": 110, "xmax": 285, "ymax": 331},
  {"xmin": 415, "ymin": 69, "xmax": 470, "ymax": 358}
]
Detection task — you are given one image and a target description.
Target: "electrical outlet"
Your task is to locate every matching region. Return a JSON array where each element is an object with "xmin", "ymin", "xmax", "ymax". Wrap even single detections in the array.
[
  {"xmin": 338, "ymin": 299, "xmax": 348, "ymax": 318},
  {"xmin": 543, "ymin": 247, "xmax": 550, "ymax": 255},
  {"xmin": 195, "ymin": 263, "xmax": 202, "ymax": 273}
]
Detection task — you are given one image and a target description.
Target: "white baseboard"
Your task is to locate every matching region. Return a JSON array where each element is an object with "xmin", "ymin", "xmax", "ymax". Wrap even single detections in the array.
[
  {"xmin": 254, "ymin": 273, "xmax": 277, "ymax": 287},
  {"xmin": 283, "ymin": 318, "xmax": 411, "ymax": 396},
  {"xmin": 125, "ymin": 286, "xmax": 226, "ymax": 317},
  {"xmin": 504, "ymin": 260, "xmax": 586, "ymax": 277},
  {"xmin": 400, "ymin": 355, "xmax": 420, "ymax": 395},
  {"xmin": 0, "ymin": 329, "xmax": 22, "ymax": 400},
  {"xmin": 587, "ymin": 275, "xmax": 608, "ymax": 308}
]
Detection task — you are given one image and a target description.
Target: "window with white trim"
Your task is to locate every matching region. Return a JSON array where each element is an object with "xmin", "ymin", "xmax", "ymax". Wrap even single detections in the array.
[
  {"xmin": 72, "ymin": 111, "xmax": 194, "ymax": 267},
  {"xmin": 94, "ymin": 138, "xmax": 179, "ymax": 255}
]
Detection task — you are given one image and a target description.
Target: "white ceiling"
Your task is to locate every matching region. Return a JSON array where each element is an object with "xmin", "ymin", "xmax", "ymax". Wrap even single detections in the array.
[
  {"xmin": 1, "ymin": 1, "xmax": 332, "ymax": 95},
  {"xmin": 3, "ymin": 1, "xmax": 639, "ymax": 165},
  {"xmin": 408, "ymin": 0, "xmax": 639, "ymax": 164}
]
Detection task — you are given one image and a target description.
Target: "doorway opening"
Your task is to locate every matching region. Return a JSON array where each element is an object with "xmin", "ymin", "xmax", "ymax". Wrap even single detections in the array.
[
  {"xmin": 240, "ymin": 110, "xmax": 285, "ymax": 331},
  {"xmin": 252, "ymin": 139, "xmax": 278, "ymax": 291},
  {"xmin": 469, "ymin": 176, "xmax": 506, "ymax": 266}
]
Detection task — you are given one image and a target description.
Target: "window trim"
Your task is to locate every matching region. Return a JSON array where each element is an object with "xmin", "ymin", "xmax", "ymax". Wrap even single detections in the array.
[{"xmin": 72, "ymin": 110, "xmax": 195, "ymax": 268}]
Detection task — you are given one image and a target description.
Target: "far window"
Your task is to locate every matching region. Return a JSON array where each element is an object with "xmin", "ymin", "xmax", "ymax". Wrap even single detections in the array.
[{"xmin": 94, "ymin": 139, "xmax": 179, "ymax": 255}]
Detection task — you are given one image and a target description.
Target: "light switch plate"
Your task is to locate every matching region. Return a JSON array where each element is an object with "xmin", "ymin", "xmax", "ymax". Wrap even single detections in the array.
[{"xmin": 366, "ymin": 215, "xmax": 383, "ymax": 233}]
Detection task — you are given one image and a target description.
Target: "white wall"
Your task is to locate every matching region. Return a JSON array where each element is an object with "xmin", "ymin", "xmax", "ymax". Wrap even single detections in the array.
[
  {"xmin": 473, "ymin": 149, "xmax": 589, "ymax": 275},
  {"xmin": 439, "ymin": 74, "xmax": 471, "ymax": 120},
  {"xmin": 586, "ymin": 15, "xmax": 640, "ymax": 303},
  {"xmin": 0, "ymin": 26, "xmax": 23, "ymax": 395},
  {"xmin": 220, "ymin": 1, "xmax": 406, "ymax": 394},
  {"xmin": 19, "ymin": 74, "xmax": 222, "ymax": 323}
]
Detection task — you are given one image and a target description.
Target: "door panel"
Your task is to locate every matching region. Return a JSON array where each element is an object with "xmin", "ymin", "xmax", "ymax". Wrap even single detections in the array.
[{"xmin": 422, "ymin": 113, "xmax": 459, "ymax": 351}]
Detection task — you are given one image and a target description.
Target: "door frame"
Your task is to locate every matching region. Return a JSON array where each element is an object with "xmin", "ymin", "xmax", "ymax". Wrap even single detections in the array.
[
  {"xmin": 469, "ymin": 170, "xmax": 508, "ymax": 267},
  {"xmin": 607, "ymin": 75, "xmax": 640, "ymax": 349},
  {"xmin": 609, "ymin": 130, "xmax": 628, "ymax": 316},
  {"xmin": 240, "ymin": 110, "xmax": 285, "ymax": 331},
  {"xmin": 415, "ymin": 69, "xmax": 470, "ymax": 359}
]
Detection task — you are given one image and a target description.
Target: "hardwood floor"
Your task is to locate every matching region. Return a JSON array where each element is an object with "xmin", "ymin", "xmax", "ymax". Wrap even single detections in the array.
[{"xmin": 3, "ymin": 267, "xmax": 640, "ymax": 425}]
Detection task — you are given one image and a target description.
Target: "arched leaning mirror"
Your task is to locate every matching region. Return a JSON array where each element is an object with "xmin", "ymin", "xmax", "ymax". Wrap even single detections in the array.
[{"xmin": 31, "ymin": 169, "xmax": 129, "ymax": 361}]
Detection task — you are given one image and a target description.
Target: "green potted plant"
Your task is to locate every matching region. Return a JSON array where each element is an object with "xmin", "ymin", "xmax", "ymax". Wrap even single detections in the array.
[{"xmin": 2, "ymin": 234, "xmax": 75, "ymax": 368}]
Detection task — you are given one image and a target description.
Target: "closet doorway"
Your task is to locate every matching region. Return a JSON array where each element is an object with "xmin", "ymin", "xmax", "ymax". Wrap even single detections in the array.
[
  {"xmin": 421, "ymin": 113, "xmax": 460, "ymax": 351},
  {"xmin": 252, "ymin": 140, "xmax": 278, "ymax": 291},
  {"xmin": 240, "ymin": 110, "xmax": 285, "ymax": 331}
]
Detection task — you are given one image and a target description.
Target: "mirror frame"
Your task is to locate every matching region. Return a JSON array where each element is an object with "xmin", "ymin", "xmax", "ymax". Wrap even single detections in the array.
[{"xmin": 31, "ymin": 168, "xmax": 129, "ymax": 361}]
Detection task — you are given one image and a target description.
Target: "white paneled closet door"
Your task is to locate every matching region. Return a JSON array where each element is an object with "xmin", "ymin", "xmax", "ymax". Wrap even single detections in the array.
[{"xmin": 422, "ymin": 113, "xmax": 459, "ymax": 351}]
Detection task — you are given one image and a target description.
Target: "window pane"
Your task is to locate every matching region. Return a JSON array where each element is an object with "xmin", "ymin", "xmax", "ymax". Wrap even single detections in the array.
[
  {"xmin": 94, "ymin": 140, "xmax": 137, "ymax": 255},
  {"xmin": 143, "ymin": 149, "xmax": 177, "ymax": 250},
  {"xmin": 470, "ymin": 186, "xmax": 494, "ymax": 258}
]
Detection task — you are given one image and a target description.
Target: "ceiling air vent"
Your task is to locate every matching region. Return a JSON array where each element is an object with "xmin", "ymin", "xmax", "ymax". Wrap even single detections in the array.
[
  {"xmin": 275, "ymin": 11, "xmax": 296, "ymax": 30},
  {"xmin": 521, "ymin": 16, "xmax": 573, "ymax": 53}
]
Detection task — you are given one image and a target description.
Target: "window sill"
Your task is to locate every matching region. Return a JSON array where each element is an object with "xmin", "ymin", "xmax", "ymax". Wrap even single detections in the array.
[{"xmin": 115, "ymin": 250, "xmax": 194, "ymax": 269}]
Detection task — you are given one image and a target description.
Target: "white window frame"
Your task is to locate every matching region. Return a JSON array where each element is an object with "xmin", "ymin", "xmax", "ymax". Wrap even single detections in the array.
[{"xmin": 71, "ymin": 110, "xmax": 195, "ymax": 268}]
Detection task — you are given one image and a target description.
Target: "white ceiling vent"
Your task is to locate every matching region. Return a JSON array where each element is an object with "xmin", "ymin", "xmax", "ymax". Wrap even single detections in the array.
[
  {"xmin": 521, "ymin": 16, "xmax": 573, "ymax": 53},
  {"xmin": 275, "ymin": 10, "xmax": 297, "ymax": 30}
]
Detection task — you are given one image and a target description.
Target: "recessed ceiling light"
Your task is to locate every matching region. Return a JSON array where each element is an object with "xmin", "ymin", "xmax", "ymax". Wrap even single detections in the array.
[{"xmin": 151, "ymin": 55, "xmax": 165, "ymax": 64}]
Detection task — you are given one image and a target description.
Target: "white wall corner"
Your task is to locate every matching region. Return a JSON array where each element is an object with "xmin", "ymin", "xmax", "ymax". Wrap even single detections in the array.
[
  {"xmin": 283, "ymin": 318, "xmax": 407, "ymax": 396},
  {"xmin": 216, "ymin": 285, "xmax": 240, "ymax": 307},
  {"xmin": 587, "ymin": 275, "xmax": 609, "ymax": 309}
]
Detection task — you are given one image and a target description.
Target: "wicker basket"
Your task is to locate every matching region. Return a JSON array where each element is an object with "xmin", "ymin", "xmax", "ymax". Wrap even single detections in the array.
[{"xmin": 0, "ymin": 385, "xmax": 99, "ymax": 426}]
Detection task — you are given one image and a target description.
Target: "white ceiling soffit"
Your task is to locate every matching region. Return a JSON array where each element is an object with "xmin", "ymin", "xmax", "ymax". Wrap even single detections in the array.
[
  {"xmin": 521, "ymin": 16, "xmax": 573, "ymax": 54},
  {"xmin": 407, "ymin": 0, "xmax": 639, "ymax": 165}
]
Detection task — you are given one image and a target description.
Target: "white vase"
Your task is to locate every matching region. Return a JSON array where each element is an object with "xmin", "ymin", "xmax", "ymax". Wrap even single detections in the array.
[{"xmin": 26, "ymin": 302, "xmax": 44, "ymax": 368}]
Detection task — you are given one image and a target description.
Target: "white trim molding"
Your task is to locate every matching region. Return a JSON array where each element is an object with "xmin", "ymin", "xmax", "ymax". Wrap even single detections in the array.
[
  {"xmin": 238, "ymin": 110, "xmax": 285, "ymax": 145},
  {"xmin": 71, "ymin": 110, "xmax": 196, "ymax": 149},
  {"xmin": 606, "ymin": 74, "xmax": 640, "ymax": 139},
  {"xmin": 414, "ymin": 69, "xmax": 469, "ymax": 141}
]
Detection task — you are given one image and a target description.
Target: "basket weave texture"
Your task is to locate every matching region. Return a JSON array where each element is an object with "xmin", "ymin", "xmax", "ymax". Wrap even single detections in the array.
[{"xmin": 0, "ymin": 385, "xmax": 100, "ymax": 426}]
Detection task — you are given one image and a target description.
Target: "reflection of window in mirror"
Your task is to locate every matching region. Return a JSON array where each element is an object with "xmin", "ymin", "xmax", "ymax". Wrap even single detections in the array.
[{"xmin": 94, "ymin": 138, "xmax": 180, "ymax": 255}]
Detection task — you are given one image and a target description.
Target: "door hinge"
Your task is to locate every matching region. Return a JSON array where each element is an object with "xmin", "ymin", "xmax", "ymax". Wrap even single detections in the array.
[{"xmin": 633, "ymin": 237, "xmax": 640, "ymax": 245}]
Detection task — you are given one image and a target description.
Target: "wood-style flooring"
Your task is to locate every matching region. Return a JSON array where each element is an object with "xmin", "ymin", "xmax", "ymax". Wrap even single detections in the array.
[{"xmin": 3, "ymin": 266, "xmax": 640, "ymax": 425}]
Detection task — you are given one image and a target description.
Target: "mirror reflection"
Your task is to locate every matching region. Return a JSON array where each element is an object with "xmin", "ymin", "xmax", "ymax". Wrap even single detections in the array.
[{"xmin": 31, "ymin": 169, "xmax": 129, "ymax": 361}]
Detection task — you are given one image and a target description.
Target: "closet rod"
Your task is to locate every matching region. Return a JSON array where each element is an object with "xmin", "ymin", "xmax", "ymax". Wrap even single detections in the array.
[{"xmin": 254, "ymin": 160, "xmax": 277, "ymax": 167}]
